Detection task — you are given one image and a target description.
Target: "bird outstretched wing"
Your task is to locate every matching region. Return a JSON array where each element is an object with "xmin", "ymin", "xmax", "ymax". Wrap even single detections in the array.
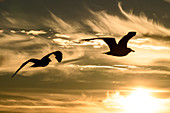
[
  {"xmin": 11, "ymin": 59, "xmax": 39, "ymax": 78},
  {"xmin": 82, "ymin": 38, "xmax": 117, "ymax": 51},
  {"xmin": 102, "ymin": 38, "xmax": 117, "ymax": 51},
  {"xmin": 42, "ymin": 51, "xmax": 63, "ymax": 62},
  {"xmin": 118, "ymin": 32, "xmax": 136, "ymax": 48}
]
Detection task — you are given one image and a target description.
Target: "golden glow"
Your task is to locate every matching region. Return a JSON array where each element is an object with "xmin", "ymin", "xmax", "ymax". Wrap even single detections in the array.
[
  {"xmin": 103, "ymin": 88, "xmax": 163, "ymax": 113},
  {"xmin": 55, "ymin": 34, "xmax": 70, "ymax": 38},
  {"xmin": 26, "ymin": 30, "xmax": 47, "ymax": 35},
  {"xmin": 129, "ymin": 44, "xmax": 169, "ymax": 50},
  {"xmin": 123, "ymin": 88, "xmax": 161, "ymax": 113},
  {"xmin": 0, "ymin": 30, "xmax": 4, "ymax": 33}
]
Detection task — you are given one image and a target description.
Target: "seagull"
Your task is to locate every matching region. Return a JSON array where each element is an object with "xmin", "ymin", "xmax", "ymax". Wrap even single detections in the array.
[
  {"xmin": 82, "ymin": 32, "xmax": 136, "ymax": 56},
  {"xmin": 11, "ymin": 51, "xmax": 62, "ymax": 78}
]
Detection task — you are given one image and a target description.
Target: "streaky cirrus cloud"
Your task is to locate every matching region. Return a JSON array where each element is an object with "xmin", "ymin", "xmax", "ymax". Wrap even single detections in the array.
[
  {"xmin": 84, "ymin": 2, "xmax": 170, "ymax": 39},
  {"xmin": 0, "ymin": 2, "xmax": 170, "ymax": 79}
]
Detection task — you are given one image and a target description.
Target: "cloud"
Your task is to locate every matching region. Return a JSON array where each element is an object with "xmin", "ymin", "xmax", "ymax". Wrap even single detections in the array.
[
  {"xmin": 26, "ymin": 30, "xmax": 47, "ymax": 35},
  {"xmin": 1, "ymin": 2, "xmax": 170, "ymax": 81},
  {"xmin": 0, "ymin": 32, "xmax": 87, "ymax": 77},
  {"xmin": 84, "ymin": 2, "xmax": 170, "ymax": 40},
  {"xmin": 0, "ymin": 89, "xmax": 170, "ymax": 113},
  {"xmin": 0, "ymin": 30, "xmax": 4, "ymax": 33},
  {"xmin": 164, "ymin": 0, "xmax": 170, "ymax": 3},
  {"xmin": 129, "ymin": 43, "xmax": 169, "ymax": 50},
  {"xmin": 0, "ymin": 2, "xmax": 169, "ymax": 93},
  {"xmin": 0, "ymin": 0, "xmax": 5, "ymax": 2},
  {"xmin": 0, "ymin": 91, "xmax": 108, "ymax": 113},
  {"xmin": 0, "ymin": 55, "xmax": 6, "ymax": 66},
  {"xmin": 43, "ymin": 11, "xmax": 79, "ymax": 34},
  {"xmin": 66, "ymin": 64, "xmax": 139, "ymax": 71},
  {"xmin": 0, "ymin": 34, "xmax": 57, "ymax": 73}
]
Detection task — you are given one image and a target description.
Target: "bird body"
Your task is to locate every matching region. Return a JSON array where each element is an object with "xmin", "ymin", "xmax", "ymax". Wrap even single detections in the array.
[
  {"xmin": 11, "ymin": 51, "xmax": 62, "ymax": 78},
  {"xmin": 30, "ymin": 58, "xmax": 51, "ymax": 67},
  {"xmin": 104, "ymin": 47, "xmax": 134, "ymax": 56},
  {"xmin": 82, "ymin": 32, "xmax": 136, "ymax": 56}
]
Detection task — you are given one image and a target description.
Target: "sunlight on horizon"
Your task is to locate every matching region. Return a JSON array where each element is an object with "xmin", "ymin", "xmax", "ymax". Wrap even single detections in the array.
[
  {"xmin": 123, "ymin": 88, "xmax": 161, "ymax": 113},
  {"xmin": 103, "ymin": 88, "xmax": 167, "ymax": 113}
]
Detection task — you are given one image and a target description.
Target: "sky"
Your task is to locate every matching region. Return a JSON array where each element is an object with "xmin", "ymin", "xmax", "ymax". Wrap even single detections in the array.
[{"xmin": 0, "ymin": 0, "xmax": 170, "ymax": 113}]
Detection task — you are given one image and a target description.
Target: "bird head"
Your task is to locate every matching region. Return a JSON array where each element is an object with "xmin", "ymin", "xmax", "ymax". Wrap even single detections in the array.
[
  {"xmin": 127, "ymin": 32, "xmax": 136, "ymax": 37},
  {"xmin": 131, "ymin": 49, "xmax": 135, "ymax": 52},
  {"xmin": 54, "ymin": 51, "xmax": 63, "ymax": 62},
  {"xmin": 128, "ymin": 48, "xmax": 135, "ymax": 52}
]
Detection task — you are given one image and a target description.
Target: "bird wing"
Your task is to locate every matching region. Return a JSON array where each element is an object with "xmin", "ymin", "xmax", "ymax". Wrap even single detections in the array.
[
  {"xmin": 81, "ymin": 38, "xmax": 100, "ymax": 41},
  {"xmin": 118, "ymin": 32, "xmax": 136, "ymax": 48},
  {"xmin": 102, "ymin": 38, "xmax": 117, "ymax": 51},
  {"xmin": 11, "ymin": 59, "xmax": 38, "ymax": 78},
  {"xmin": 42, "ymin": 51, "xmax": 63, "ymax": 62},
  {"xmin": 82, "ymin": 38, "xmax": 117, "ymax": 51}
]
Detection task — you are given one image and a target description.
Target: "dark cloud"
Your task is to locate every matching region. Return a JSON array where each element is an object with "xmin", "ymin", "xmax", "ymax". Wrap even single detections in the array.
[
  {"xmin": 143, "ymin": 33, "xmax": 170, "ymax": 41},
  {"xmin": 0, "ymin": 0, "xmax": 170, "ymax": 29},
  {"xmin": 0, "ymin": 55, "xmax": 6, "ymax": 66},
  {"xmin": 154, "ymin": 59, "xmax": 170, "ymax": 64},
  {"xmin": 0, "ymin": 0, "xmax": 5, "ymax": 2}
]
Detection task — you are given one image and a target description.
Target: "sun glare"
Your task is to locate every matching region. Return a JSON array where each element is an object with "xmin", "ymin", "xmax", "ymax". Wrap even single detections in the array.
[
  {"xmin": 103, "ymin": 88, "xmax": 163, "ymax": 113},
  {"xmin": 123, "ymin": 88, "xmax": 161, "ymax": 113}
]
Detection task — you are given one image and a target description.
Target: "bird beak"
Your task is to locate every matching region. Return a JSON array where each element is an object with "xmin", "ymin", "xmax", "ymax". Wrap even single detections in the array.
[
  {"xmin": 56, "ymin": 57, "xmax": 62, "ymax": 62},
  {"xmin": 132, "ymin": 50, "xmax": 135, "ymax": 52}
]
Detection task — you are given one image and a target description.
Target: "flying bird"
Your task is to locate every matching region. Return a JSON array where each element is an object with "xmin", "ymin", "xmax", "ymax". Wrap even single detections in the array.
[
  {"xmin": 82, "ymin": 32, "xmax": 136, "ymax": 56},
  {"xmin": 11, "ymin": 51, "xmax": 62, "ymax": 78}
]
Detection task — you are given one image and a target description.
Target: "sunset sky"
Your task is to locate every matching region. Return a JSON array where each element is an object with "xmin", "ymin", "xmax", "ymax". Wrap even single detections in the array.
[{"xmin": 0, "ymin": 0, "xmax": 170, "ymax": 113}]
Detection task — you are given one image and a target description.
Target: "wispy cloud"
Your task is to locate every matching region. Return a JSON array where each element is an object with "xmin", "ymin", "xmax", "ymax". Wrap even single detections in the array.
[
  {"xmin": 44, "ymin": 11, "xmax": 79, "ymax": 35},
  {"xmin": 1, "ymin": 2, "xmax": 170, "ymax": 79},
  {"xmin": 84, "ymin": 2, "xmax": 170, "ymax": 39},
  {"xmin": 0, "ymin": 92, "xmax": 106, "ymax": 113}
]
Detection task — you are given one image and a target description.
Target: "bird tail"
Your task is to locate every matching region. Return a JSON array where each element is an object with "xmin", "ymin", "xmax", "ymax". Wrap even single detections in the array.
[{"xmin": 102, "ymin": 51, "xmax": 110, "ymax": 55}]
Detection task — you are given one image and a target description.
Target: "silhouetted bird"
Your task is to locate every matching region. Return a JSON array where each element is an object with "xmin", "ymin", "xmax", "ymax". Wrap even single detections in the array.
[
  {"xmin": 11, "ymin": 51, "xmax": 62, "ymax": 78},
  {"xmin": 82, "ymin": 32, "xmax": 136, "ymax": 56}
]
